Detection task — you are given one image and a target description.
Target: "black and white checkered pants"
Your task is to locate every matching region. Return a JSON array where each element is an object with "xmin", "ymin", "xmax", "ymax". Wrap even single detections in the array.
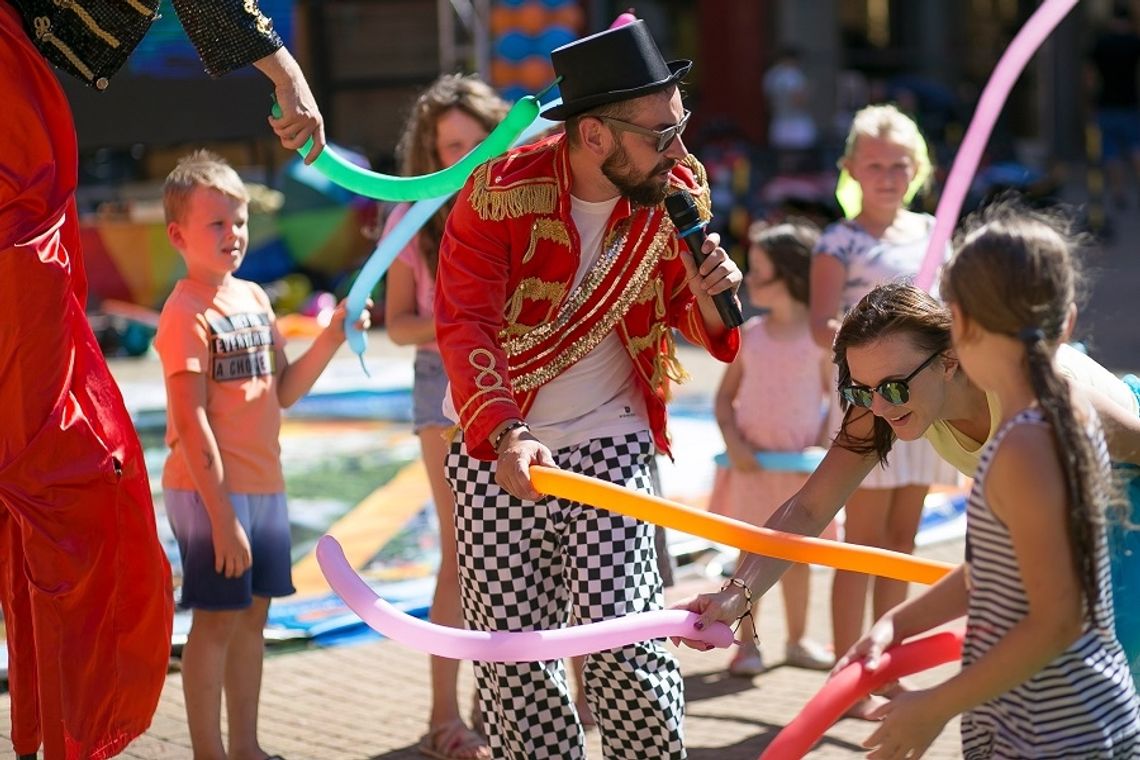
[{"xmin": 445, "ymin": 430, "xmax": 685, "ymax": 759}]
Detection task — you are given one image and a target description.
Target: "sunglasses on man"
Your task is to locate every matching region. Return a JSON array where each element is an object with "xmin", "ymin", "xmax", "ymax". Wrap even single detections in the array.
[
  {"xmin": 597, "ymin": 109, "xmax": 691, "ymax": 153},
  {"xmin": 840, "ymin": 351, "xmax": 942, "ymax": 408}
]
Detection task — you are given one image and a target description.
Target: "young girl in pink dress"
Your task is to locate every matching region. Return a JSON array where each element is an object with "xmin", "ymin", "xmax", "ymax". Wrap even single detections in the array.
[{"xmin": 709, "ymin": 220, "xmax": 837, "ymax": 677}]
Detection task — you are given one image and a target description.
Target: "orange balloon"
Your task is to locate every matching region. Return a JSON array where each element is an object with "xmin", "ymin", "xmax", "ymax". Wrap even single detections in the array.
[
  {"xmin": 515, "ymin": 3, "xmax": 547, "ymax": 35},
  {"xmin": 529, "ymin": 467, "xmax": 955, "ymax": 585},
  {"xmin": 518, "ymin": 56, "xmax": 554, "ymax": 90},
  {"xmin": 490, "ymin": 59, "xmax": 519, "ymax": 87},
  {"xmin": 489, "ymin": 6, "xmax": 518, "ymax": 35}
]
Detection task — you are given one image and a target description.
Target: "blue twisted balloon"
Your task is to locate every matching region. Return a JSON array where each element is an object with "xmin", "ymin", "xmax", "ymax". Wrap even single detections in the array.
[{"xmin": 345, "ymin": 116, "xmax": 559, "ymax": 370}]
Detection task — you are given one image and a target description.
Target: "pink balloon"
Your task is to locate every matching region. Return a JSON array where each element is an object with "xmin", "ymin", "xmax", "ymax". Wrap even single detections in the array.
[
  {"xmin": 316, "ymin": 535, "xmax": 733, "ymax": 661},
  {"xmin": 916, "ymin": 0, "xmax": 1079, "ymax": 291},
  {"xmin": 759, "ymin": 630, "xmax": 964, "ymax": 760},
  {"xmin": 610, "ymin": 11, "xmax": 638, "ymax": 29}
]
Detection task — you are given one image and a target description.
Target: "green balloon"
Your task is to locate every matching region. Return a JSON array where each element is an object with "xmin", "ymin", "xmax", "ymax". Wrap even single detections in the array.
[{"xmin": 271, "ymin": 96, "xmax": 541, "ymax": 201}]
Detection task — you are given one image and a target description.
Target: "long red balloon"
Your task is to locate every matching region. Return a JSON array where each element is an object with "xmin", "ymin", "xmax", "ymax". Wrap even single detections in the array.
[{"xmin": 759, "ymin": 630, "xmax": 964, "ymax": 760}]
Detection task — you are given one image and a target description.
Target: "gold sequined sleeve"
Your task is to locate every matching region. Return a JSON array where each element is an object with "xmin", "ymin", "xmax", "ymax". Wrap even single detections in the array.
[{"xmin": 171, "ymin": 0, "xmax": 282, "ymax": 78}]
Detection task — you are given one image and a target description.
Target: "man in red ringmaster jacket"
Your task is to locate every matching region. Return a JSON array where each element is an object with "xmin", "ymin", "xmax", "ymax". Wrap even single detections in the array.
[{"xmin": 433, "ymin": 20, "xmax": 742, "ymax": 760}]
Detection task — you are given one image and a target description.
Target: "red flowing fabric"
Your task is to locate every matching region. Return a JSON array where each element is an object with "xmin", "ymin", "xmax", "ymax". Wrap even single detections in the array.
[{"xmin": 0, "ymin": 3, "xmax": 174, "ymax": 757}]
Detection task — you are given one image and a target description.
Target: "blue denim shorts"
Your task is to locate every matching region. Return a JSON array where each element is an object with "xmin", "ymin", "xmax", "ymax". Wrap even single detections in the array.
[
  {"xmin": 1097, "ymin": 108, "xmax": 1140, "ymax": 161},
  {"xmin": 412, "ymin": 349, "xmax": 451, "ymax": 432},
  {"xmin": 164, "ymin": 489, "xmax": 295, "ymax": 610}
]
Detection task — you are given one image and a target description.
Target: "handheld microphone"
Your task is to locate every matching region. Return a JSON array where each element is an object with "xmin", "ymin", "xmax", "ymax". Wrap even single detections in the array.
[{"xmin": 664, "ymin": 190, "xmax": 744, "ymax": 328}]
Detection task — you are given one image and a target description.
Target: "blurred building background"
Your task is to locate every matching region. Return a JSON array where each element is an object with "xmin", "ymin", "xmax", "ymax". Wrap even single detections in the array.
[{"xmin": 62, "ymin": 0, "xmax": 1125, "ymax": 329}]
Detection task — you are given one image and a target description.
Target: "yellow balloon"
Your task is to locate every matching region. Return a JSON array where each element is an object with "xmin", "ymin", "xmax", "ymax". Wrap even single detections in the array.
[{"xmin": 529, "ymin": 467, "xmax": 953, "ymax": 585}]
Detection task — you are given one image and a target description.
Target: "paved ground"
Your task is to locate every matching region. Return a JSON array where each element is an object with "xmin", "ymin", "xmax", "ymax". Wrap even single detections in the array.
[{"xmin": 110, "ymin": 539, "xmax": 968, "ymax": 760}]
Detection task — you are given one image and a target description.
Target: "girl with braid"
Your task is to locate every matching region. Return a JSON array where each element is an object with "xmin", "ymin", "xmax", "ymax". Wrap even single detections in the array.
[{"xmin": 840, "ymin": 203, "xmax": 1140, "ymax": 759}]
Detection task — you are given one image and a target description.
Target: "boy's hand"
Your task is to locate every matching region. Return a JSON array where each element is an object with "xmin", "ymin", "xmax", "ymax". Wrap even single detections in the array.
[
  {"xmin": 324, "ymin": 298, "xmax": 372, "ymax": 342},
  {"xmin": 212, "ymin": 519, "xmax": 252, "ymax": 578}
]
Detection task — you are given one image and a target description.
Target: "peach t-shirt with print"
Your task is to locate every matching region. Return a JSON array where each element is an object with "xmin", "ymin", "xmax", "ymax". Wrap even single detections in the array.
[{"xmin": 154, "ymin": 277, "xmax": 286, "ymax": 493}]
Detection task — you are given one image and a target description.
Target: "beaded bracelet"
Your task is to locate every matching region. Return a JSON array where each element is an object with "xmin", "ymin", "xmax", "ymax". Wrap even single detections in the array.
[
  {"xmin": 492, "ymin": 420, "xmax": 529, "ymax": 453},
  {"xmin": 721, "ymin": 577, "xmax": 760, "ymax": 646}
]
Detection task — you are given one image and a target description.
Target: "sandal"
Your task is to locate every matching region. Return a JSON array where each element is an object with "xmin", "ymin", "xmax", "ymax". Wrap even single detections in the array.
[
  {"xmin": 418, "ymin": 719, "xmax": 491, "ymax": 760},
  {"xmin": 728, "ymin": 646, "xmax": 765, "ymax": 677},
  {"xmin": 784, "ymin": 639, "xmax": 835, "ymax": 671}
]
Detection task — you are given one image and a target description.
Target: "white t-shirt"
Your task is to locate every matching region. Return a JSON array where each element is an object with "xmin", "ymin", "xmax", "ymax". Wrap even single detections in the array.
[
  {"xmin": 444, "ymin": 195, "xmax": 650, "ymax": 451},
  {"xmin": 525, "ymin": 195, "xmax": 649, "ymax": 450}
]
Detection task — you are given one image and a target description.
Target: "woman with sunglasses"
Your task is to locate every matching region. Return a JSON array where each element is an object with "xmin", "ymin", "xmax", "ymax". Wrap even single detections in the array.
[
  {"xmin": 681, "ymin": 281, "xmax": 1140, "ymax": 684},
  {"xmin": 811, "ymin": 104, "xmax": 959, "ymax": 717}
]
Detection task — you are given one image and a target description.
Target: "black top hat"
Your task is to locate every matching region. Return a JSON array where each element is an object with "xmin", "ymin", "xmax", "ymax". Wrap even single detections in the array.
[{"xmin": 542, "ymin": 20, "xmax": 692, "ymax": 121}]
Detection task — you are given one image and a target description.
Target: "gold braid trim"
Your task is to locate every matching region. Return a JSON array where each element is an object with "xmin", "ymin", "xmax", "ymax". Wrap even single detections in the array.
[
  {"xmin": 505, "ymin": 277, "xmax": 566, "ymax": 328},
  {"xmin": 51, "ymin": 0, "xmax": 119, "ymax": 46},
  {"xmin": 454, "ymin": 348, "xmax": 507, "ymax": 420},
  {"xmin": 626, "ymin": 323, "xmax": 689, "ymax": 403},
  {"xmin": 33, "ymin": 17, "xmax": 93, "ymax": 81},
  {"xmin": 508, "ymin": 223, "xmax": 673, "ymax": 392},
  {"xmin": 522, "ymin": 219, "xmax": 571, "ymax": 264},
  {"xmin": 468, "ymin": 164, "xmax": 558, "ymax": 221},
  {"xmin": 657, "ymin": 325, "xmax": 690, "ymax": 394},
  {"xmin": 685, "ymin": 306, "xmax": 709, "ymax": 350},
  {"xmin": 633, "ymin": 277, "xmax": 657, "ymax": 308},
  {"xmin": 123, "ymin": 0, "xmax": 153, "ymax": 15}
]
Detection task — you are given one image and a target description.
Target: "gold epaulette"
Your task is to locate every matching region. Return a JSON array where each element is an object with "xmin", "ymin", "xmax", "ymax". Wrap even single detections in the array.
[{"xmin": 467, "ymin": 153, "xmax": 559, "ymax": 222}]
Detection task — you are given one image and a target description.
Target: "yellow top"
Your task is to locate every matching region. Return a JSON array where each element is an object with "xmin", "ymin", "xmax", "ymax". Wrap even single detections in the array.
[{"xmin": 924, "ymin": 344, "xmax": 1138, "ymax": 475}]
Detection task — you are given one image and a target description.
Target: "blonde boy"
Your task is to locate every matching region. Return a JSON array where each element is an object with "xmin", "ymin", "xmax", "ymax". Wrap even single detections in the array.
[{"xmin": 156, "ymin": 150, "xmax": 366, "ymax": 760}]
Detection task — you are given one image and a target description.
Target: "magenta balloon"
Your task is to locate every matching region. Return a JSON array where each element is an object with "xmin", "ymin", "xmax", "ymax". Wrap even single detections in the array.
[
  {"xmin": 609, "ymin": 12, "xmax": 638, "ymax": 29},
  {"xmin": 758, "ymin": 630, "xmax": 964, "ymax": 760},
  {"xmin": 316, "ymin": 535, "xmax": 733, "ymax": 661},
  {"xmin": 916, "ymin": 0, "xmax": 1079, "ymax": 291}
]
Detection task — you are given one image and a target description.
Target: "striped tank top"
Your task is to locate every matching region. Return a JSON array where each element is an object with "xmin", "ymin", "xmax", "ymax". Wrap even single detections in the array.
[{"xmin": 962, "ymin": 407, "xmax": 1140, "ymax": 759}]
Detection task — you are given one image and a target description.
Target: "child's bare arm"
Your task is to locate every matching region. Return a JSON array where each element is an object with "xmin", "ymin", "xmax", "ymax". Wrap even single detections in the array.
[
  {"xmin": 816, "ymin": 353, "xmax": 834, "ymax": 447},
  {"xmin": 276, "ymin": 299, "xmax": 371, "ymax": 407},
  {"xmin": 714, "ymin": 357, "xmax": 758, "ymax": 470},
  {"xmin": 920, "ymin": 424, "xmax": 1083, "ymax": 715},
  {"xmin": 385, "ymin": 258, "xmax": 435, "ymax": 346},
  {"xmin": 165, "ymin": 370, "xmax": 251, "ymax": 578},
  {"xmin": 809, "ymin": 254, "xmax": 845, "ymax": 350}
]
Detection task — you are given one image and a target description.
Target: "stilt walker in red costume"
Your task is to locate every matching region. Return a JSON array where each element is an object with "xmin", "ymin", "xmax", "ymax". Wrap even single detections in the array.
[{"xmin": 0, "ymin": 1, "xmax": 324, "ymax": 756}]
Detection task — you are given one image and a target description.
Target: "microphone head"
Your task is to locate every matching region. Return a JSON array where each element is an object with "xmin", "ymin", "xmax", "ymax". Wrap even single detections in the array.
[{"xmin": 664, "ymin": 190, "xmax": 702, "ymax": 232}]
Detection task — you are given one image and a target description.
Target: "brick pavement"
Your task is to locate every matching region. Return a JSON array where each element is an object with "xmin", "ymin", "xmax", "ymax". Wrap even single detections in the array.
[{"xmin": 2, "ymin": 538, "xmax": 965, "ymax": 759}]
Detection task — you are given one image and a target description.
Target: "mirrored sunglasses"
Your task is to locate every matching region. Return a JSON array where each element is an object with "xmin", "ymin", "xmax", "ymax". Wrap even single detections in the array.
[{"xmin": 840, "ymin": 351, "xmax": 941, "ymax": 409}]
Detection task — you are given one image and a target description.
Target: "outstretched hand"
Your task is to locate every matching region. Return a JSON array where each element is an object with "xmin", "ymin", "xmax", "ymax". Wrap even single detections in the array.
[
  {"xmin": 324, "ymin": 298, "xmax": 372, "ymax": 343},
  {"xmin": 256, "ymin": 47, "xmax": 326, "ymax": 163},
  {"xmin": 670, "ymin": 583, "xmax": 749, "ymax": 650},
  {"xmin": 832, "ymin": 614, "xmax": 899, "ymax": 675},
  {"xmin": 861, "ymin": 689, "xmax": 948, "ymax": 760}
]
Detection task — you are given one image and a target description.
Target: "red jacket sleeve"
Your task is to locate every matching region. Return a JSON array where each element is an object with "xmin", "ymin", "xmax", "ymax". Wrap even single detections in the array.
[
  {"xmin": 666, "ymin": 260, "xmax": 741, "ymax": 363},
  {"xmin": 433, "ymin": 167, "xmax": 523, "ymax": 460}
]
